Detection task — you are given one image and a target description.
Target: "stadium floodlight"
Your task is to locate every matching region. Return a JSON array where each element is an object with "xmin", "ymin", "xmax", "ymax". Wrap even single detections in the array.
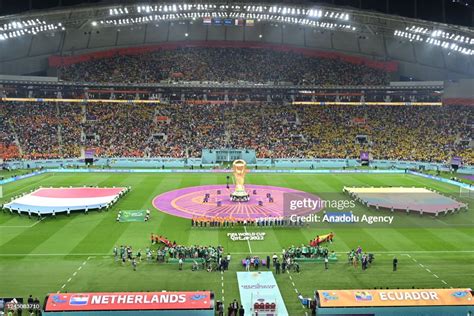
[
  {"xmin": 394, "ymin": 26, "xmax": 474, "ymax": 55},
  {"xmin": 91, "ymin": 21, "xmax": 98, "ymax": 26},
  {"xmin": 93, "ymin": 5, "xmax": 357, "ymax": 35},
  {"xmin": 431, "ymin": 30, "xmax": 442, "ymax": 37}
]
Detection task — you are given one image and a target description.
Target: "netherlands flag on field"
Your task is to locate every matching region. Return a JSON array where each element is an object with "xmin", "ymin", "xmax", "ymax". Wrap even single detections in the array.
[
  {"xmin": 4, "ymin": 187, "xmax": 126, "ymax": 215},
  {"xmin": 69, "ymin": 294, "xmax": 89, "ymax": 305}
]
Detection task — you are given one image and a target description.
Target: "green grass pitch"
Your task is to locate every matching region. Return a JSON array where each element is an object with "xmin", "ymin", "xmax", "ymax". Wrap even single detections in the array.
[{"xmin": 0, "ymin": 172, "xmax": 473, "ymax": 315}]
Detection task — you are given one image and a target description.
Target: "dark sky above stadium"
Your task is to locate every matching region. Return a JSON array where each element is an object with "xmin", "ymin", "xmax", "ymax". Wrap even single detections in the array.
[{"xmin": 0, "ymin": 0, "xmax": 472, "ymax": 27}]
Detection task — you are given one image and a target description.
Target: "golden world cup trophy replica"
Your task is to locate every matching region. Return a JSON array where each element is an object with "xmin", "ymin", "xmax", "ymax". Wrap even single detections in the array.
[{"xmin": 230, "ymin": 159, "xmax": 250, "ymax": 202}]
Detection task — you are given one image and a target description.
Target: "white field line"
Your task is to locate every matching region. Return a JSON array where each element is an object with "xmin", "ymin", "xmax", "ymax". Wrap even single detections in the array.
[
  {"xmin": 57, "ymin": 256, "xmax": 94, "ymax": 293},
  {"xmin": 221, "ymin": 270, "xmax": 225, "ymax": 304},
  {"xmin": 0, "ymin": 218, "xmax": 44, "ymax": 228},
  {"xmin": 243, "ymin": 225, "xmax": 253, "ymax": 254},
  {"xmin": 0, "ymin": 175, "xmax": 53, "ymax": 199},
  {"xmin": 404, "ymin": 254, "xmax": 451, "ymax": 288},
  {"xmin": 286, "ymin": 270, "xmax": 306, "ymax": 310}
]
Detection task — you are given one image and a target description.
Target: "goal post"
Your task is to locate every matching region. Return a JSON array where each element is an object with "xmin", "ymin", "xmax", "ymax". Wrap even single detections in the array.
[{"xmin": 459, "ymin": 186, "xmax": 474, "ymax": 199}]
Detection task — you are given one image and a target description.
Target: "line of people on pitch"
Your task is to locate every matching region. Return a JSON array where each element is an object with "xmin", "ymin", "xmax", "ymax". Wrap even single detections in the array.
[
  {"xmin": 191, "ymin": 216, "xmax": 304, "ymax": 227},
  {"xmin": 149, "ymin": 234, "xmax": 223, "ymax": 259},
  {"xmin": 347, "ymin": 246, "xmax": 375, "ymax": 270},
  {"xmin": 113, "ymin": 242, "xmax": 227, "ymax": 272},
  {"xmin": 240, "ymin": 254, "xmax": 303, "ymax": 274},
  {"xmin": 283, "ymin": 244, "xmax": 334, "ymax": 259},
  {"xmin": 159, "ymin": 244, "xmax": 224, "ymax": 260}
]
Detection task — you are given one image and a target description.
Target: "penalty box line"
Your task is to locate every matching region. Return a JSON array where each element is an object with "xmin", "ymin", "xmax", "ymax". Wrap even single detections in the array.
[
  {"xmin": 284, "ymin": 268, "xmax": 309, "ymax": 315},
  {"xmin": 57, "ymin": 256, "xmax": 95, "ymax": 293},
  {"xmin": 404, "ymin": 254, "xmax": 453, "ymax": 289}
]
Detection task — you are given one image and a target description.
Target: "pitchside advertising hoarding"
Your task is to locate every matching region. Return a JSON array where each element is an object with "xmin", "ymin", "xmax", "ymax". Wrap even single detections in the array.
[
  {"xmin": 44, "ymin": 291, "xmax": 213, "ymax": 312},
  {"xmin": 316, "ymin": 288, "xmax": 473, "ymax": 308}
]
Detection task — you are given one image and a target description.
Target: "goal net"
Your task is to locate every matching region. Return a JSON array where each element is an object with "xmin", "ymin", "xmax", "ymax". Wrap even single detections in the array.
[{"xmin": 460, "ymin": 186, "xmax": 474, "ymax": 199}]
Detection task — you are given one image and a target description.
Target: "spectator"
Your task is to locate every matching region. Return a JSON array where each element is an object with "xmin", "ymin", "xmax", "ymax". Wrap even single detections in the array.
[{"xmin": 57, "ymin": 47, "xmax": 391, "ymax": 86}]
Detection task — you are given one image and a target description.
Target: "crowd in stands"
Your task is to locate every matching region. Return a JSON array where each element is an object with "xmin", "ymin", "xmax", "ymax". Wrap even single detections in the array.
[
  {"xmin": 82, "ymin": 103, "xmax": 156, "ymax": 157},
  {"xmin": 0, "ymin": 104, "xmax": 20, "ymax": 159},
  {"xmin": 299, "ymin": 104, "xmax": 473, "ymax": 163},
  {"xmin": 1, "ymin": 102, "xmax": 82, "ymax": 160},
  {"xmin": 58, "ymin": 48, "xmax": 391, "ymax": 86},
  {"xmin": 3, "ymin": 103, "xmax": 61, "ymax": 159},
  {"xmin": 1, "ymin": 101, "xmax": 471, "ymax": 164}
]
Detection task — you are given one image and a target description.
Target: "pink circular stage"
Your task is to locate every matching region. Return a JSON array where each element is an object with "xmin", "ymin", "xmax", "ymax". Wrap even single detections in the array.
[{"xmin": 152, "ymin": 184, "xmax": 321, "ymax": 219}]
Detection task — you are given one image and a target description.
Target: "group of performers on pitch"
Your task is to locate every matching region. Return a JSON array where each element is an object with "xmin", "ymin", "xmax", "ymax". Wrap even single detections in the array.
[
  {"xmin": 115, "ymin": 232, "xmax": 338, "ymax": 272},
  {"xmin": 113, "ymin": 245, "xmax": 140, "ymax": 271},
  {"xmin": 148, "ymin": 233, "xmax": 227, "ymax": 271},
  {"xmin": 347, "ymin": 246, "xmax": 375, "ymax": 270},
  {"xmin": 149, "ymin": 234, "xmax": 223, "ymax": 259},
  {"xmin": 191, "ymin": 216, "xmax": 304, "ymax": 227},
  {"xmin": 240, "ymin": 237, "xmax": 337, "ymax": 274},
  {"xmin": 309, "ymin": 232, "xmax": 335, "ymax": 247},
  {"xmin": 114, "ymin": 235, "xmax": 227, "ymax": 272},
  {"xmin": 273, "ymin": 233, "xmax": 336, "ymax": 261}
]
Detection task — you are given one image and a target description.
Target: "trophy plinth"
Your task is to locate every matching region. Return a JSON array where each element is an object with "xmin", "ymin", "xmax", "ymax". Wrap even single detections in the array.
[
  {"xmin": 230, "ymin": 159, "xmax": 250, "ymax": 202},
  {"xmin": 230, "ymin": 188, "xmax": 250, "ymax": 202}
]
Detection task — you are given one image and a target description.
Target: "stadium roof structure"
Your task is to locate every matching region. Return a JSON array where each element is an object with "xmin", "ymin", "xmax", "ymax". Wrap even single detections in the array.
[{"xmin": 0, "ymin": 1, "xmax": 473, "ymax": 79}]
